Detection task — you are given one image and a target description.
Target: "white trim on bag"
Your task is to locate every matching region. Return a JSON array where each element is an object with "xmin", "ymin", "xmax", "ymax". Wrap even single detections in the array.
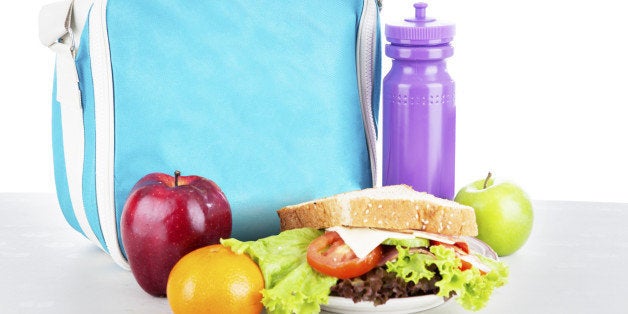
[
  {"xmin": 90, "ymin": 0, "xmax": 129, "ymax": 269},
  {"xmin": 57, "ymin": 53, "xmax": 104, "ymax": 251},
  {"xmin": 40, "ymin": 0, "xmax": 104, "ymax": 251},
  {"xmin": 357, "ymin": 0, "xmax": 380, "ymax": 187}
]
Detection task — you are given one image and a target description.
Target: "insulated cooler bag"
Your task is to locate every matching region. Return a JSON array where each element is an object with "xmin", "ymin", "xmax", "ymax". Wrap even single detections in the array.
[{"xmin": 39, "ymin": 0, "xmax": 381, "ymax": 268}]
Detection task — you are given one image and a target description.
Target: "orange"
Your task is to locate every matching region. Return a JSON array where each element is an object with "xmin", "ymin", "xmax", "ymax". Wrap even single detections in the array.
[{"xmin": 166, "ymin": 244, "xmax": 264, "ymax": 314}]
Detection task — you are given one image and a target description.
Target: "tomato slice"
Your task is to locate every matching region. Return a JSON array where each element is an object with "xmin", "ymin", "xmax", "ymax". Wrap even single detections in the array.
[
  {"xmin": 459, "ymin": 256, "xmax": 474, "ymax": 272},
  {"xmin": 307, "ymin": 231, "xmax": 382, "ymax": 279}
]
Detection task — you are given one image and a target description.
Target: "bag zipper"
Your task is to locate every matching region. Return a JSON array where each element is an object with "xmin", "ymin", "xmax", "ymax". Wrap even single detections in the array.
[
  {"xmin": 89, "ymin": 0, "xmax": 129, "ymax": 269},
  {"xmin": 358, "ymin": 0, "xmax": 380, "ymax": 186}
]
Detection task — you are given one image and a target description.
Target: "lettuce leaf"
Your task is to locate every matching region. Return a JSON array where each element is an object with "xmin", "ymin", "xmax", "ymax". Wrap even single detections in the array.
[
  {"xmin": 456, "ymin": 253, "xmax": 509, "ymax": 311},
  {"xmin": 385, "ymin": 245, "xmax": 509, "ymax": 311},
  {"xmin": 221, "ymin": 228, "xmax": 338, "ymax": 314}
]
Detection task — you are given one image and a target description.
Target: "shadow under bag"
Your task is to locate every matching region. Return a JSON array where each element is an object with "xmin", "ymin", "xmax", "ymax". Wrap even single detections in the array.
[{"xmin": 39, "ymin": 0, "xmax": 381, "ymax": 268}]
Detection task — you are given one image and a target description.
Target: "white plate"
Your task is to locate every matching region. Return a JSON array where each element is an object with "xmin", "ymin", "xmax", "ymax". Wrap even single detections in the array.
[
  {"xmin": 320, "ymin": 237, "xmax": 497, "ymax": 314},
  {"xmin": 322, "ymin": 294, "xmax": 446, "ymax": 314}
]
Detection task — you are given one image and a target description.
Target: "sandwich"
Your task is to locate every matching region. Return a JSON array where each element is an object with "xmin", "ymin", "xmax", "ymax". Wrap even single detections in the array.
[{"xmin": 221, "ymin": 185, "xmax": 508, "ymax": 313}]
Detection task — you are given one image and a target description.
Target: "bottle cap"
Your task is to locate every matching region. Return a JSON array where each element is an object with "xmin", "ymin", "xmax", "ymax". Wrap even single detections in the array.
[{"xmin": 385, "ymin": 3, "xmax": 455, "ymax": 45}]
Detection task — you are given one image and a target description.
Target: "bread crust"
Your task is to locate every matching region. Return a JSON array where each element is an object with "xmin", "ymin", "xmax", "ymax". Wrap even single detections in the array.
[{"xmin": 277, "ymin": 185, "xmax": 478, "ymax": 237}]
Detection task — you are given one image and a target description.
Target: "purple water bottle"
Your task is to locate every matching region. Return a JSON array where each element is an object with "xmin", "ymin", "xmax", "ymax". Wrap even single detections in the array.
[{"xmin": 383, "ymin": 2, "xmax": 456, "ymax": 199}]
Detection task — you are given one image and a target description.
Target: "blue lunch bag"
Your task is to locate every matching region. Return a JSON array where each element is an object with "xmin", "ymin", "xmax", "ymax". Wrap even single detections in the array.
[{"xmin": 39, "ymin": 0, "xmax": 381, "ymax": 268}]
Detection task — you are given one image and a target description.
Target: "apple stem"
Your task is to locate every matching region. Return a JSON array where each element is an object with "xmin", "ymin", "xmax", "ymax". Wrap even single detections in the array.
[
  {"xmin": 483, "ymin": 172, "xmax": 492, "ymax": 189},
  {"xmin": 174, "ymin": 170, "xmax": 181, "ymax": 187}
]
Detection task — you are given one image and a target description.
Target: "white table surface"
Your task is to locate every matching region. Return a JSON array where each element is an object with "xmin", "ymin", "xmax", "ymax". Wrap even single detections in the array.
[{"xmin": 1, "ymin": 193, "xmax": 626, "ymax": 314}]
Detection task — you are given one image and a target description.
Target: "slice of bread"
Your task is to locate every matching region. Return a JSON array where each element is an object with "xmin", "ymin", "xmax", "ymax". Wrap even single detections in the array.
[{"xmin": 277, "ymin": 185, "xmax": 478, "ymax": 237}]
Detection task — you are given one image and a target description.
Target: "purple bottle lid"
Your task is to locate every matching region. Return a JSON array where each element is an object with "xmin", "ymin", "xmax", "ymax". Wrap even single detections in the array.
[{"xmin": 386, "ymin": 2, "xmax": 455, "ymax": 45}]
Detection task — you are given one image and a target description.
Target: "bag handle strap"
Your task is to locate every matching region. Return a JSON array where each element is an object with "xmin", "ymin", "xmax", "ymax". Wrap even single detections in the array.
[
  {"xmin": 39, "ymin": 1, "xmax": 105, "ymax": 251},
  {"xmin": 40, "ymin": 0, "xmax": 81, "ymax": 111}
]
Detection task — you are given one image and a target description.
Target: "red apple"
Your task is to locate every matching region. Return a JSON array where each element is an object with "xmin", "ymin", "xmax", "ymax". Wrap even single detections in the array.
[{"xmin": 121, "ymin": 170, "xmax": 231, "ymax": 296}]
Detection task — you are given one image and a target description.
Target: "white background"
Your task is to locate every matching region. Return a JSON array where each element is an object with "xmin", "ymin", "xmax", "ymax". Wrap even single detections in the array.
[{"xmin": 2, "ymin": 0, "xmax": 627, "ymax": 202}]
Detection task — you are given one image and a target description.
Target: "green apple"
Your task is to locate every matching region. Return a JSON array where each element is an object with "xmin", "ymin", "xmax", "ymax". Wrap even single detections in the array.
[{"xmin": 454, "ymin": 173, "xmax": 533, "ymax": 256}]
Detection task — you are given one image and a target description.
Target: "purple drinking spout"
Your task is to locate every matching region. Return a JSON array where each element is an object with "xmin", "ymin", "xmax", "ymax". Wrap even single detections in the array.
[
  {"xmin": 406, "ymin": 3, "xmax": 435, "ymax": 23},
  {"xmin": 414, "ymin": 3, "xmax": 427, "ymax": 19}
]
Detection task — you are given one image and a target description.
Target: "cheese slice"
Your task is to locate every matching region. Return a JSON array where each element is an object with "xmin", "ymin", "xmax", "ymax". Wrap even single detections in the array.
[
  {"xmin": 411, "ymin": 230, "xmax": 459, "ymax": 245},
  {"xmin": 327, "ymin": 226, "xmax": 415, "ymax": 259},
  {"xmin": 327, "ymin": 227, "xmax": 465, "ymax": 259}
]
